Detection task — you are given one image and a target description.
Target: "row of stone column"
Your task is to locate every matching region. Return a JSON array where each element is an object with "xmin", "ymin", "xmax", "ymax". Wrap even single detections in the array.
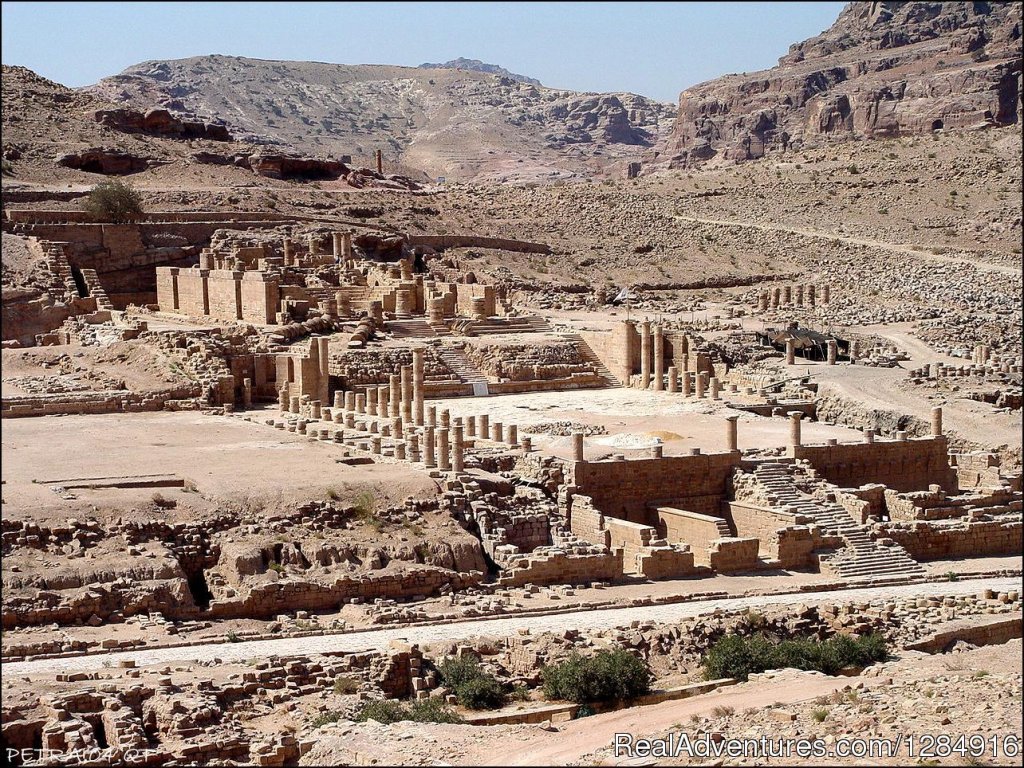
[
  {"xmin": 784, "ymin": 337, "xmax": 840, "ymax": 365},
  {"xmin": 910, "ymin": 360, "xmax": 1020, "ymax": 379},
  {"xmin": 757, "ymin": 284, "xmax": 831, "ymax": 311},
  {"xmin": 786, "ymin": 406, "xmax": 943, "ymax": 449},
  {"xmin": 570, "ymin": 416, "xmax": 742, "ymax": 462}
]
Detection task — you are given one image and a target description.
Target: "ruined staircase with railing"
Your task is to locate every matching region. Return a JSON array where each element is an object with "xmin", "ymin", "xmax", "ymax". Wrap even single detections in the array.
[{"xmin": 746, "ymin": 461, "xmax": 925, "ymax": 581}]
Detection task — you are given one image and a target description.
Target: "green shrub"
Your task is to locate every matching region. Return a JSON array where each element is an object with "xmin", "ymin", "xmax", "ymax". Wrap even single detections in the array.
[
  {"xmin": 437, "ymin": 656, "xmax": 506, "ymax": 710},
  {"xmin": 84, "ymin": 179, "xmax": 144, "ymax": 223},
  {"xmin": 333, "ymin": 676, "xmax": 359, "ymax": 695},
  {"xmin": 702, "ymin": 633, "xmax": 888, "ymax": 682},
  {"xmin": 354, "ymin": 699, "xmax": 408, "ymax": 724},
  {"xmin": 311, "ymin": 710, "xmax": 344, "ymax": 728},
  {"xmin": 353, "ymin": 697, "xmax": 463, "ymax": 724},
  {"xmin": 541, "ymin": 649, "xmax": 651, "ymax": 704}
]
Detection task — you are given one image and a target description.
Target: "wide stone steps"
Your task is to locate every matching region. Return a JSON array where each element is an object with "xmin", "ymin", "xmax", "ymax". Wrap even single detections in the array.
[
  {"xmin": 386, "ymin": 319, "xmax": 438, "ymax": 339},
  {"xmin": 467, "ymin": 316, "xmax": 551, "ymax": 335},
  {"xmin": 570, "ymin": 334, "xmax": 621, "ymax": 387},
  {"xmin": 749, "ymin": 462, "xmax": 925, "ymax": 580},
  {"xmin": 438, "ymin": 347, "xmax": 489, "ymax": 385}
]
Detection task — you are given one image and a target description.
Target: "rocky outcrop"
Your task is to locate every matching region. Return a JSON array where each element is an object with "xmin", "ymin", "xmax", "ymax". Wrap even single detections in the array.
[
  {"xmin": 418, "ymin": 57, "xmax": 542, "ymax": 86},
  {"xmin": 93, "ymin": 107, "xmax": 232, "ymax": 141},
  {"xmin": 663, "ymin": 1, "xmax": 1022, "ymax": 167},
  {"xmin": 56, "ymin": 148, "xmax": 153, "ymax": 174}
]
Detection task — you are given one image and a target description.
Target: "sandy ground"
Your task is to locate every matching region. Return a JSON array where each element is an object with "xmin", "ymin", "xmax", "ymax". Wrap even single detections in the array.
[
  {"xmin": 425, "ymin": 388, "xmax": 860, "ymax": 460},
  {"xmin": 0, "ymin": 410, "xmax": 438, "ymax": 519}
]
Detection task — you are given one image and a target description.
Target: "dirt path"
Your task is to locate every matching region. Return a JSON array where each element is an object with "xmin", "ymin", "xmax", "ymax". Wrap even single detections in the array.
[
  {"xmin": 672, "ymin": 214, "xmax": 1020, "ymax": 276},
  {"xmin": 480, "ymin": 670, "xmax": 860, "ymax": 766},
  {"xmin": 7, "ymin": 577, "xmax": 1020, "ymax": 678}
]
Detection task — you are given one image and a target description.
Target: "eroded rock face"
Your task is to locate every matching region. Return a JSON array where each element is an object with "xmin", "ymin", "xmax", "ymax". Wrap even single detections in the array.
[
  {"xmin": 56, "ymin": 148, "xmax": 152, "ymax": 174},
  {"xmin": 664, "ymin": 1, "xmax": 1022, "ymax": 167},
  {"xmin": 93, "ymin": 107, "xmax": 232, "ymax": 141}
]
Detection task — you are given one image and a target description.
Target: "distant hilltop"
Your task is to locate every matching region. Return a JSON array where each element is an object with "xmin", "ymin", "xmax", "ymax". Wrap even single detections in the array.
[{"xmin": 418, "ymin": 57, "xmax": 542, "ymax": 86}]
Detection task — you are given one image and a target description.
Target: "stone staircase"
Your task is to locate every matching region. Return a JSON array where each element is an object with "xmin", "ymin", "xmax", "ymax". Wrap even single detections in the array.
[
  {"xmin": 570, "ymin": 334, "xmax": 621, "ymax": 387},
  {"xmin": 386, "ymin": 319, "xmax": 438, "ymax": 339},
  {"xmin": 79, "ymin": 268, "xmax": 114, "ymax": 310},
  {"xmin": 438, "ymin": 346, "xmax": 490, "ymax": 387},
  {"xmin": 750, "ymin": 462, "xmax": 925, "ymax": 581},
  {"xmin": 466, "ymin": 315, "xmax": 551, "ymax": 336},
  {"xmin": 40, "ymin": 242, "xmax": 81, "ymax": 301}
]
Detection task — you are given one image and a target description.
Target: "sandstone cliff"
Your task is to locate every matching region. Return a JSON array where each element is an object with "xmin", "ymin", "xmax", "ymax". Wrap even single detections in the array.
[{"xmin": 662, "ymin": 1, "xmax": 1022, "ymax": 167}]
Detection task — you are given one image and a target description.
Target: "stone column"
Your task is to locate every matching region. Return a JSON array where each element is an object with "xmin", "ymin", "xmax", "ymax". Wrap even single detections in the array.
[
  {"xmin": 343, "ymin": 231, "xmax": 353, "ymax": 261},
  {"xmin": 710, "ymin": 377, "xmax": 720, "ymax": 400},
  {"xmin": 409, "ymin": 433, "xmax": 420, "ymax": 463},
  {"xmin": 375, "ymin": 149, "xmax": 383, "ymax": 174},
  {"xmin": 389, "ymin": 374, "xmax": 400, "ymax": 418},
  {"xmin": 478, "ymin": 414, "xmax": 489, "ymax": 440},
  {"xmin": 770, "ymin": 287, "xmax": 781, "ymax": 308},
  {"xmin": 412, "ymin": 347, "xmax": 425, "ymax": 426},
  {"xmin": 290, "ymin": 395, "xmax": 301, "ymax": 414},
  {"xmin": 640, "ymin": 320, "xmax": 651, "ymax": 389},
  {"xmin": 427, "ymin": 405, "xmax": 437, "ymax": 428},
  {"xmin": 391, "ymin": 416, "xmax": 404, "ymax": 440},
  {"xmin": 651, "ymin": 445, "xmax": 663, "ymax": 458},
  {"xmin": 437, "ymin": 428, "xmax": 451, "ymax": 471},
  {"xmin": 785, "ymin": 338, "xmax": 796, "ymax": 365},
  {"xmin": 521, "ymin": 436, "xmax": 532, "ymax": 452},
  {"xmin": 653, "ymin": 325, "xmax": 664, "ymax": 391},
  {"xmin": 506, "ymin": 424, "xmax": 517, "ymax": 446},
  {"xmin": 758, "ymin": 292, "xmax": 769, "ymax": 312},
  {"xmin": 931, "ymin": 406, "xmax": 943, "ymax": 437},
  {"xmin": 452, "ymin": 424, "xmax": 465, "ymax": 472},
  {"xmin": 317, "ymin": 337, "xmax": 330, "ymax": 405},
  {"xmin": 864, "ymin": 428, "xmax": 875, "ymax": 444},
  {"xmin": 278, "ymin": 384, "xmax": 289, "ymax": 411},
  {"xmin": 242, "ymin": 378, "xmax": 253, "ymax": 408},
  {"xmin": 440, "ymin": 409, "xmax": 451, "ymax": 429},
  {"xmin": 682, "ymin": 371, "xmax": 692, "ymax": 397},
  {"xmin": 695, "ymin": 372, "xmax": 706, "ymax": 399},
  {"xmin": 311, "ymin": 400, "xmax": 322, "ymax": 420},
  {"xmin": 424, "ymin": 426, "xmax": 436, "ymax": 468},
  {"xmin": 355, "ymin": 393, "xmax": 366, "ymax": 414},
  {"xmin": 782, "ymin": 286, "xmax": 792, "ymax": 305},
  {"xmin": 491, "ymin": 421, "xmax": 503, "ymax": 443},
  {"xmin": 821, "ymin": 285, "xmax": 831, "ymax": 304},
  {"xmin": 401, "ymin": 365, "xmax": 413, "ymax": 423},
  {"xmin": 667, "ymin": 365, "xmax": 678, "ymax": 393},
  {"xmin": 345, "ymin": 391, "xmax": 356, "ymax": 412},
  {"xmin": 377, "ymin": 385, "xmax": 390, "ymax": 420},
  {"xmin": 795, "ymin": 284, "xmax": 804, "ymax": 307},
  {"xmin": 367, "ymin": 388, "xmax": 378, "ymax": 416},
  {"xmin": 807, "ymin": 285, "xmax": 816, "ymax": 306},
  {"xmin": 283, "ymin": 238, "xmax": 294, "ymax": 266},
  {"xmin": 826, "ymin": 339, "xmax": 838, "ymax": 365},
  {"xmin": 789, "ymin": 411, "xmax": 803, "ymax": 448},
  {"xmin": 572, "ymin": 433, "xmax": 585, "ymax": 462},
  {"xmin": 332, "ymin": 232, "xmax": 343, "ymax": 260},
  {"xmin": 466, "ymin": 415, "xmax": 476, "ymax": 437},
  {"xmin": 726, "ymin": 415, "xmax": 739, "ymax": 452}
]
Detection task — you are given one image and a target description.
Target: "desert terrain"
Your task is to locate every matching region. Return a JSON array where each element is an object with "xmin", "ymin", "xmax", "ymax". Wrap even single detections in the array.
[{"xmin": 1, "ymin": 1, "xmax": 1021, "ymax": 766}]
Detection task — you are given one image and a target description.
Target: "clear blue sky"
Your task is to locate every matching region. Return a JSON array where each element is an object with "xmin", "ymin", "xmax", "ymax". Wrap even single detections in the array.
[{"xmin": 1, "ymin": 2, "xmax": 845, "ymax": 102}]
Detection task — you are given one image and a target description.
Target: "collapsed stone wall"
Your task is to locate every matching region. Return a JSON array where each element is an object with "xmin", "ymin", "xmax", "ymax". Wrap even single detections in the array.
[
  {"xmin": 464, "ymin": 340, "xmax": 600, "ymax": 382},
  {"xmin": 880, "ymin": 518, "xmax": 1023, "ymax": 561},
  {"xmin": 328, "ymin": 347, "xmax": 457, "ymax": 388}
]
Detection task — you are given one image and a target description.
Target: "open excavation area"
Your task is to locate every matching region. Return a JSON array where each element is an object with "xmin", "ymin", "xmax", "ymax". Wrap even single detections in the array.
[{"xmin": 1, "ymin": 2, "xmax": 1022, "ymax": 766}]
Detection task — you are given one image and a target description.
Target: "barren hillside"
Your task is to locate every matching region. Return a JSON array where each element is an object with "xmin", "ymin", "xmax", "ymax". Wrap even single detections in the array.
[{"xmin": 87, "ymin": 56, "xmax": 676, "ymax": 182}]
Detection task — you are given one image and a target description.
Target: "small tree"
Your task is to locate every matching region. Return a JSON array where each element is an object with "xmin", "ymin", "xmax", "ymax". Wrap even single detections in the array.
[
  {"xmin": 541, "ymin": 649, "xmax": 651, "ymax": 704},
  {"xmin": 84, "ymin": 179, "xmax": 144, "ymax": 223},
  {"xmin": 437, "ymin": 655, "xmax": 506, "ymax": 710}
]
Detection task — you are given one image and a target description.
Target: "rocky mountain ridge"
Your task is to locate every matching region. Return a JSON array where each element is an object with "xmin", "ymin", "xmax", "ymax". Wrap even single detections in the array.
[
  {"xmin": 86, "ymin": 55, "xmax": 675, "ymax": 182},
  {"xmin": 417, "ymin": 58, "xmax": 542, "ymax": 86},
  {"xmin": 661, "ymin": 0, "xmax": 1022, "ymax": 168}
]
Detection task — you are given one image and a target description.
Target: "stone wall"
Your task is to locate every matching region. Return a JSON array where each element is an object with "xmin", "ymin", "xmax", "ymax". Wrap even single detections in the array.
[
  {"xmin": 572, "ymin": 452, "xmax": 741, "ymax": 524},
  {"xmin": 657, "ymin": 507, "xmax": 731, "ymax": 558},
  {"xmin": 708, "ymin": 537, "xmax": 760, "ymax": 572},
  {"xmin": 793, "ymin": 436, "xmax": 958, "ymax": 493},
  {"xmin": 495, "ymin": 549, "xmax": 623, "ymax": 588},
  {"xmin": 881, "ymin": 518, "xmax": 1022, "ymax": 560}
]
